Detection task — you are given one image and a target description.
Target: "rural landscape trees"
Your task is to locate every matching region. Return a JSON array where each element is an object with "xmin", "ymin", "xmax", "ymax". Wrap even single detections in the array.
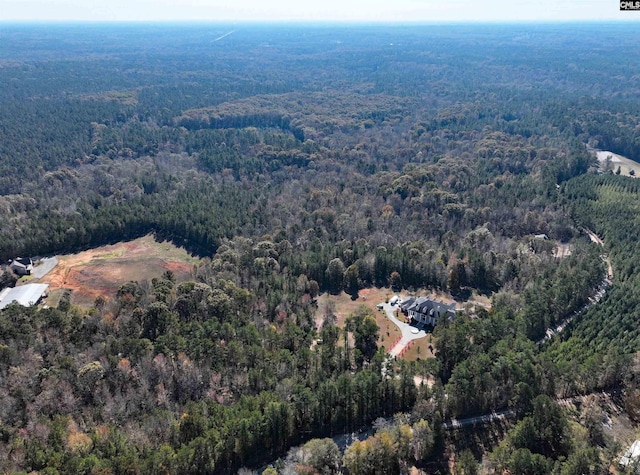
[{"xmin": 0, "ymin": 22, "xmax": 639, "ymax": 474}]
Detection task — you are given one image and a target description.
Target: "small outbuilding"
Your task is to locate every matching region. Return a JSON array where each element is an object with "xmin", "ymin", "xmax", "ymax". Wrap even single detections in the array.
[
  {"xmin": 0, "ymin": 283, "xmax": 49, "ymax": 310},
  {"xmin": 10, "ymin": 257, "xmax": 33, "ymax": 276}
]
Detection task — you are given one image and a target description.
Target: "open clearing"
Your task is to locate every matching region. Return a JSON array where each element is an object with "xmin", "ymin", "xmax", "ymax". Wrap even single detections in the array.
[
  {"xmin": 39, "ymin": 235, "xmax": 198, "ymax": 307},
  {"xmin": 402, "ymin": 334, "xmax": 436, "ymax": 361},
  {"xmin": 554, "ymin": 242, "xmax": 573, "ymax": 258},
  {"xmin": 596, "ymin": 150, "xmax": 640, "ymax": 178},
  {"xmin": 316, "ymin": 288, "xmax": 403, "ymax": 351},
  {"xmin": 315, "ymin": 288, "xmax": 486, "ymax": 360}
]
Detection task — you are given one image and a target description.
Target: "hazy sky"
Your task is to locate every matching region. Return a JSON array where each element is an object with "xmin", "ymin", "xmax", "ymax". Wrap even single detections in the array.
[{"xmin": 1, "ymin": 0, "xmax": 637, "ymax": 22}]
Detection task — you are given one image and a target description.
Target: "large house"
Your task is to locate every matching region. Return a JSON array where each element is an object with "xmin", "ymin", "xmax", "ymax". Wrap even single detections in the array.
[
  {"xmin": 400, "ymin": 297, "xmax": 456, "ymax": 326},
  {"xmin": 10, "ymin": 257, "xmax": 33, "ymax": 276}
]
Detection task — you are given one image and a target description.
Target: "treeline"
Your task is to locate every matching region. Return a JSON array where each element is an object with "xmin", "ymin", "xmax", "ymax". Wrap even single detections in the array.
[
  {"xmin": 542, "ymin": 174, "xmax": 640, "ymax": 390},
  {"xmin": 0, "ymin": 243, "xmax": 424, "ymax": 474},
  {"xmin": 0, "ymin": 224, "xmax": 622, "ymax": 474},
  {"xmin": 431, "ymin": 240, "xmax": 607, "ymax": 419},
  {"xmin": 177, "ymin": 111, "xmax": 305, "ymax": 142},
  {"xmin": 543, "ymin": 99, "xmax": 640, "ymax": 163},
  {"xmin": 1, "ymin": 22, "xmax": 640, "ymax": 474},
  {"xmin": 1, "ymin": 107, "xmax": 593, "ymax": 295},
  {"xmin": 0, "ymin": 181, "xmax": 257, "ymax": 262},
  {"xmin": 272, "ymin": 391, "xmax": 614, "ymax": 474}
]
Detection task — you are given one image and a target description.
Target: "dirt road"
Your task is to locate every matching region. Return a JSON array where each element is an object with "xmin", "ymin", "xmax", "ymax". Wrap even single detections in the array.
[{"xmin": 536, "ymin": 228, "xmax": 612, "ymax": 345}]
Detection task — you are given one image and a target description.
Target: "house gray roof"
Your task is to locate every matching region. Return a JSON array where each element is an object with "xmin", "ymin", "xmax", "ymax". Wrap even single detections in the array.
[
  {"xmin": 0, "ymin": 283, "xmax": 49, "ymax": 310},
  {"xmin": 399, "ymin": 297, "xmax": 415, "ymax": 311},
  {"xmin": 11, "ymin": 258, "xmax": 32, "ymax": 269},
  {"xmin": 406, "ymin": 297, "xmax": 455, "ymax": 318}
]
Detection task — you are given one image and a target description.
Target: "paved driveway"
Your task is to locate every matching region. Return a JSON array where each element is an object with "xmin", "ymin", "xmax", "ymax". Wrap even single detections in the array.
[
  {"xmin": 32, "ymin": 257, "xmax": 58, "ymax": 279},
  {"xmin": 381, "ymin": 302, "xmax": 429, "ymax": 357}
]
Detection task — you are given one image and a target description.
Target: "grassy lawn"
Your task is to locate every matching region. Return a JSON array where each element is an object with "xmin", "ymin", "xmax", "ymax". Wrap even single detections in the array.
[
  {"xmin": 316, "ymin": 288, "xmax": 433, "ymax": 361},
  {"xmin": 43, "ymin": 288, "xmax": 65, "ymax": 309},
  {"xmin": 402, "ymin": 334, "xmax": 436, "ymax": 362},
  {"xmin": 17, "ymin": 274, "xmax": 35, "ymax": 284},
  {"xmin": 316, "ymin": 288, "xmax": 407, "ymax": 354},
  {"xmin": 315, "ymin": 286, "xmax": 486, "ymax": 361}
]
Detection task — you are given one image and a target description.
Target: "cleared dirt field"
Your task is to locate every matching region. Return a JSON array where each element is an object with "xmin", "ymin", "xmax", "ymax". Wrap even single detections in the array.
[
  {"xmin": 596, "ymin": 150, "xmax": 640, "ymax": 178},
  {"xmin": 39, "ymin": 235, "xmax": 198, "ymax": 307}
]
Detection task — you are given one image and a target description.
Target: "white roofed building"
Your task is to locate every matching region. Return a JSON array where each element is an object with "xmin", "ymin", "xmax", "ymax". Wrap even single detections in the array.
[
  {"xmin": 620, "ymin": 440, "xmax": 640, "ymax": 472},
  {"xmin": 0, "ymin": 283, "xmax": 49, "ymax": 310}
]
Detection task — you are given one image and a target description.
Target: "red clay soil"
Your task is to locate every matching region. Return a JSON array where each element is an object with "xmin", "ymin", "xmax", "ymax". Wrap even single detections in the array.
[{"xmin": 40, "ymin": 237, "xmax": 196, "ymax": 307}]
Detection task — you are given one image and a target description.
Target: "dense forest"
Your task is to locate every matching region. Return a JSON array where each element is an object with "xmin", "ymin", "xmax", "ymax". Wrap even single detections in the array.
[{"xmin": 1, "ymin": 23, "xmax": 640, "ymax": 474}]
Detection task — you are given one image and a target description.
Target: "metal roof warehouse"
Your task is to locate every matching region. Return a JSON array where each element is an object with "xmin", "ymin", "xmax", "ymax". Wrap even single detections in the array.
[{"xmin": 0, "ymin": 283, "xmax": 49, "ymax": 310}]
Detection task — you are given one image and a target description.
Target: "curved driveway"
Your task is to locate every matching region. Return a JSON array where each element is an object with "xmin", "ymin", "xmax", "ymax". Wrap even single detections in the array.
[{"xmin": 381, "ymin": 302, "xmax": 429, "ymax": 357}]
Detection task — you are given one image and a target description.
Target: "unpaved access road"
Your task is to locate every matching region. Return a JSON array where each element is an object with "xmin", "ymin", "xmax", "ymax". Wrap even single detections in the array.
[{"xmin": 536, "ymin": 228, "xmax": 612, "ymax": 345}]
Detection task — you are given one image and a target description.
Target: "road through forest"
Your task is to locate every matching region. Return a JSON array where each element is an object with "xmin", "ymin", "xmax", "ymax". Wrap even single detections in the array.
[{"xmin": 536, "ymin": 228, "xmax": 612, "ymax": 345}]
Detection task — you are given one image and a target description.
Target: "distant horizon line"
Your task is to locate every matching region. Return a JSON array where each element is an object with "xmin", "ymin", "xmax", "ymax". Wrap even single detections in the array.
[{"xmin": 1, "ymin": 19, "xmax": 639, "ymax": 25}]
